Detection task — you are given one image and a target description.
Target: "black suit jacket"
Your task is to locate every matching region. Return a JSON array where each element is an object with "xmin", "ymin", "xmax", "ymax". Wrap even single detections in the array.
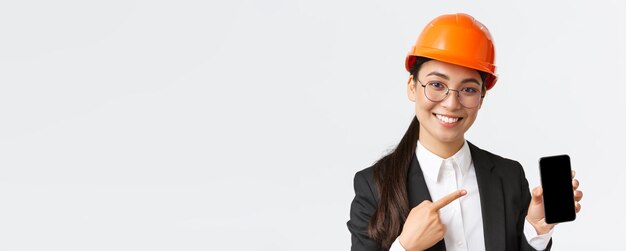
[{"xmin": 347, "ymin": 142, "xmax": 552, "ymax": 251}]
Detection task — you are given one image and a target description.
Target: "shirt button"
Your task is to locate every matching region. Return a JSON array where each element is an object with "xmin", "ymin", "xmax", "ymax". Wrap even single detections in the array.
[{"xmin": 457, "ymin": 241, "xmax": 464, "ymax": 246}]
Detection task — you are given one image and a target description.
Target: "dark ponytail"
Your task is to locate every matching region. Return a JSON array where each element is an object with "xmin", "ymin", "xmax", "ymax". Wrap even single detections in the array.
[
  {"xmin": 367, "ymin": 57, "xmax": 489, "ymax": 250},
  {"xmin": 367, "ymin": 57, "xmax": 429, "ymax": 250}
]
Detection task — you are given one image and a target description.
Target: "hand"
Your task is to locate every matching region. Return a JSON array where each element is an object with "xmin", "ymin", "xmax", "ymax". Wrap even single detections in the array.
[
  {"xmin": 527, "ymin": 170, "xmax": 583, "ymax": 234},
  {"xmin": 398, "ymin": 189, "xmax": 467, "ymax": 251}
]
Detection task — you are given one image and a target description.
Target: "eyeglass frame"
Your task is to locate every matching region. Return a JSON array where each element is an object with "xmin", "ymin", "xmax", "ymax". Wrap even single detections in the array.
[{"xmin": 415, "ymin": 78, "xmax": 485, "ymax": 108}]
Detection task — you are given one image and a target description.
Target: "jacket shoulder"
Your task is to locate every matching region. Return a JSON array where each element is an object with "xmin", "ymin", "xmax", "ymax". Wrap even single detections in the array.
[
  {"xmin": 355, "ymin": 164, "xmax": 376, "ymax": 180},
  {"xmin": 470, "ymin": 145, "xmax": 527, "ymax": 182},
  {"xmin": 469, "ymin": 142, "xmax": 525, "ymax": 173},
  {"xmin": 352, "ymin": 165, "xmax": 378, "ymax": 199}
]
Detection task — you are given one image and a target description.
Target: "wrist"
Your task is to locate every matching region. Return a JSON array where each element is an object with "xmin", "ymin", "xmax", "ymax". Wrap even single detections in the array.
[
  {"xmin": 526, "ymin": 216, "xmax": 554, "ymax": 235},
  {"xmin": 398, "ymin": 234, "xmax": 424, "ymax": 251}
]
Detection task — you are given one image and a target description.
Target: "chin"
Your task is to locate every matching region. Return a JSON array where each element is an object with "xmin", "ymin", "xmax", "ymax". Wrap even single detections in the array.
[
  {"xmin": 437, "ymin": 135, "xmax": 464, "ymax": 144},
  {"xmin": 432, "ymin": 129, "xmax": 465, "ymax": 143}
]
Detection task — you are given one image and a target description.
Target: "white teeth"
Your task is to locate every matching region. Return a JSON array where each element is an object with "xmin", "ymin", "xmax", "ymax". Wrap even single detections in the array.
[{"xmin": 436, "ymin": 114, "xmax": 460, "ymax": 123}]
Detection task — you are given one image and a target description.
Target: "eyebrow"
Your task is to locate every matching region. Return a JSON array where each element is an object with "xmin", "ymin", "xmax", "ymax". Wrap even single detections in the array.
[{"xmin": 425, "ymin": 71, "xmax": 482, "ymax": 86}]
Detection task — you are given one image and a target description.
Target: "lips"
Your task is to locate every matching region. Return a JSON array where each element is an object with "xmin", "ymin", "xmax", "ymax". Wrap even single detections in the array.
[{"xmin": 434, "ymin": 113, "xmax": 463, "ymax": 124}]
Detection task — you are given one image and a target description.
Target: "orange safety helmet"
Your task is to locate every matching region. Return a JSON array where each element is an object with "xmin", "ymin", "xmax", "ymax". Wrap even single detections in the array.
[{"xmin": 405, "ymin": 13, "xmax": 498, "ymax": 90}]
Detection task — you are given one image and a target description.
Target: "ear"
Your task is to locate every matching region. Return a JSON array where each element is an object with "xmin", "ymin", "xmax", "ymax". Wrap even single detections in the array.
[{"xmin": 407, "ymin": 75, "xmax": 417, "ymax": 102}]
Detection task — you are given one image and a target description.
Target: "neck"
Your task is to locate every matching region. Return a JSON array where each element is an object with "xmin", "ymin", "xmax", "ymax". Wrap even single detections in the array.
[{"xmin": 418, "ymin": 132, "xmax": 465, "ymax": 159}]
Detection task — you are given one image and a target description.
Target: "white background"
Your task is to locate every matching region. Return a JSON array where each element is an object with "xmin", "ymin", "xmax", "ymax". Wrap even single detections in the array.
[{"xmin": 1, "ymin": 0, "xmax": 624, "ymax": 250}]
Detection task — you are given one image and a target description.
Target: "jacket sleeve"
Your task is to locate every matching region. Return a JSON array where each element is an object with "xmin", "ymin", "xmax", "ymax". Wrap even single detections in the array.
[
  {"xmin": 347, "ymin": 170, "xmax": 382, "ymax": 251},
  {"xmin": 518, "ymin": 164, "xmax": 553, "ymax": 251}
]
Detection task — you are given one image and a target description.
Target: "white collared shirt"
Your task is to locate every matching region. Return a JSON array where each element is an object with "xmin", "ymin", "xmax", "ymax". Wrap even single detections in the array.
[{"xmin": 390, "ymin": 140, "xmax": 553, "ymax": 251}]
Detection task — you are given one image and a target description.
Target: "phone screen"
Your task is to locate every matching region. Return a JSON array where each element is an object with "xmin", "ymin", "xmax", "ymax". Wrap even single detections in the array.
[{"xmin": 539, "ymin": 154, "xmax": 576, "ymax": 224}]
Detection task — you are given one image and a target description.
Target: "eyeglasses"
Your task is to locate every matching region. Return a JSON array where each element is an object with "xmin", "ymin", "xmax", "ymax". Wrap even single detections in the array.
[{"xmin": 417, "ymin": 79, "xmax": 484, "ymax": 108}]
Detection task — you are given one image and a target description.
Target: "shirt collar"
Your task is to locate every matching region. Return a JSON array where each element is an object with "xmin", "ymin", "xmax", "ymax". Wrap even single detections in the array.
[{"xmin": 416, "ymin": 140, "xmax": 472, "ymax": 182}]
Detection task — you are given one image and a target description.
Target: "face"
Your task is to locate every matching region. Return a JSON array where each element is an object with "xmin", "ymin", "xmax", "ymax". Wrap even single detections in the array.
[{"xmin": 407, "ymin": 60, "xmax": 485, "ymax": 150}]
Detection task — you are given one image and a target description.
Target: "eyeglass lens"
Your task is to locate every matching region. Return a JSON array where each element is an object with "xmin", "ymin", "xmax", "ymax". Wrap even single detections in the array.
[{"xmin": 422, "ymin": 81, "xmax": 482, "ymax": 108}]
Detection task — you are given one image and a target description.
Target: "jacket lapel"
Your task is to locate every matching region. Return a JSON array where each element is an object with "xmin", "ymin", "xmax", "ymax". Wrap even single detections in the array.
[
  {"xmin": 468, "ymin": 142, "xmax": 506, "ymax": 251},
  {"xmin": 407, "ymin": 153, "xmax": 447, "ymax": 251},
  {"xmin": 407, "ymin": 153, "xmax": 433, "ymax": 207}
]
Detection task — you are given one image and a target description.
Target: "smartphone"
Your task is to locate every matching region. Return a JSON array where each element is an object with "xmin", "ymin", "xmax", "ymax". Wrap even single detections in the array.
[{"xmin": 538, "ymin": 154, "xmax": 576, "ymax": 224}]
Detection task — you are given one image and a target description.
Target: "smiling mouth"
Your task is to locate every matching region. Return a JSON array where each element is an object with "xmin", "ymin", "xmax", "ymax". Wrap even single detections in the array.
[{"xmin": 434, "ymin": 113, "xmax": 463, "ymax": 124}]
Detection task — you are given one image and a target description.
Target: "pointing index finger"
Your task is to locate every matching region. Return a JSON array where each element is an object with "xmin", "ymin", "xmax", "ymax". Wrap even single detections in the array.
[{"xmin": 432, "ymin": 189, "xmax": 467, "ymax": 211}]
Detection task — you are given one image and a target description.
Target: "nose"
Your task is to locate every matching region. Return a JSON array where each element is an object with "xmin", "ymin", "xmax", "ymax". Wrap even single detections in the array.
[{"xmin": 440, "ymin": 89, "xmax": 463, "ymax": 109}]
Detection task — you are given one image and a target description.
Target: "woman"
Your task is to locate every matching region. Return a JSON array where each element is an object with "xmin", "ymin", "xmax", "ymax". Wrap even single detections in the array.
[{"xmin": 347, "ymin": 13, "xmax": 583, "ymax": 251}]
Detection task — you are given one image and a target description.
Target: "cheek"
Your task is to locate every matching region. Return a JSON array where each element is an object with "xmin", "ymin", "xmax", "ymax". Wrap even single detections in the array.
[
  {"xmin": 414, "ymin": 90, "xmax": 430, "ymax": 108},
  {"xmin": 414, "ymin": 96, "xmax": 436, "ymax": 117},
  {"xmin": 463, "ymin": 110, "xmax": 480, "ymax": 125}
]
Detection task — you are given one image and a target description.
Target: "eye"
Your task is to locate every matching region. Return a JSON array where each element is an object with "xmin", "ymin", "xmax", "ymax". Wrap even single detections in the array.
[
  {"xmin": 428, "ymin": 81, "xmax": 446, "ymax": 90},
  {"xmin": 461, "ymin": 87, "xmax": 480, "ymax": 94}
]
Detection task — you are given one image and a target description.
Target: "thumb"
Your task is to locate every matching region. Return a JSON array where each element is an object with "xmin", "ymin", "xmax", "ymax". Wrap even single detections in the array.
[{"xmin": 531, "ymin": 186, "xmax": 543, "ymax": 204}]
